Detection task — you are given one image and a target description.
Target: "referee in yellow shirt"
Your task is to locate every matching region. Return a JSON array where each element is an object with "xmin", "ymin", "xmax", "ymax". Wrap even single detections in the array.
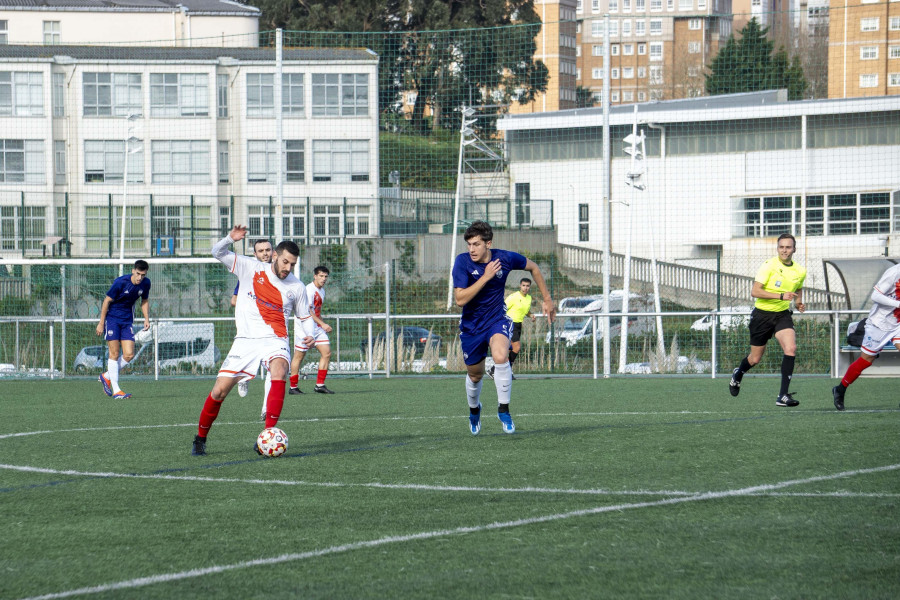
[
  {"xmin": 502, "ymin": 278, "xmax": 536, "ymax": 377},
  {"xmin": 729, "ymin": 233, "xmax": 807, "ymax": 406}
]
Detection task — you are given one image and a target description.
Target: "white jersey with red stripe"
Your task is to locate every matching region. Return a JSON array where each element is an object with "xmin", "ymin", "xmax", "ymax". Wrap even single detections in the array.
[
  {"xmin": 867, "ymin": 264, "xmax": 900, "ymax": 331},
  {"xmin": 307, "ymin": 282, "xmax": 325, "ymax": 318},
  {"xmin": 213, "ymin": 234, "xmax": 314, "ymax": 339}
]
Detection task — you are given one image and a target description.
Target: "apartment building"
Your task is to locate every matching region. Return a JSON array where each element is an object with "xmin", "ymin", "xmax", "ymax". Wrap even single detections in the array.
[
  {"xmin": 0, "ymin": 45, "xmax": 380, "ymax": 258},
  {"xmin": 575, "ymin": 0, "xmax": 733, "ymax": 105},
  {"xmin": 828, "ymin": 0, "xmax": 900, "ymax": 98}
]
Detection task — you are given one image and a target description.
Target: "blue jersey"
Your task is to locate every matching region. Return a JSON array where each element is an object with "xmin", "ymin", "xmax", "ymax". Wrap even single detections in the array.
[
  {"xmin": 452, "ymin": 248, "xmax": 527, "ymax": 334},
  {"xmin": 105, "ymin": 274, "xmax": 151, "ymax": 323}
]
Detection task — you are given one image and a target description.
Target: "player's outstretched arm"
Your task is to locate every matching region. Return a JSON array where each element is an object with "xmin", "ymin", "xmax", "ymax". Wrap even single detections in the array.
[
  {"xmin": 524, "ymin": 259, "xmax": 556, "ymax": 323},
  {"xmin": 212, "ymin": 224, "xmax": 248, "ymax": 265}
]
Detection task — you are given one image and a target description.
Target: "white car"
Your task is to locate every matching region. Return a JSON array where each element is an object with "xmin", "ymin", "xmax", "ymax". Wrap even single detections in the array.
[
  {"xmin": 690, "ymin": 305, "xmax": 753, "ymax": 332},
  {"xmin": 548, "ymin": 291, "xmax": 653, "ymax": 346}
]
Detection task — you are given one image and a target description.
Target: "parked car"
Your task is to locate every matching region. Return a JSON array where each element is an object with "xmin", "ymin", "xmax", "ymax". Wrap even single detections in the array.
[
  {"xmin": 690, "ymin": 305, "xmax": 753, "ymax": 331},
  {"xmin": 73, "ymin": 345, "xmax": 108, "ymax": 372},
  {"xmin": 360, "ymin": 326, "xmax": 442, "ymax": 356},
  {"xmin": 74, "ymin": 322, "xmax": 219, "ymax": 372},
  {"xmin": 547, "ymin": 291, "xmax": 653, "ymax": 347}
]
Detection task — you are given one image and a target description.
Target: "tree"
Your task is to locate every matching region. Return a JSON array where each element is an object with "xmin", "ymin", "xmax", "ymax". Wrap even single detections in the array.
[
  {"xmin": 575, "ymin": 85, "xmax": 595, "ymax": 108},
  {"xmin": 705, "ymin": 18, "xmax": 807, "ymax": 100}
]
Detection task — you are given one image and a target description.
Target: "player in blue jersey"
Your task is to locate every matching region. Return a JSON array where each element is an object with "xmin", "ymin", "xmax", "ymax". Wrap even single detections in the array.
[
  {"xmin": 452, "ymin": 221, "xmax": 555, "ymax": 435},
  {"xmin": 96, "ymin": 260, "xmax": 151, "ymax": 399}
]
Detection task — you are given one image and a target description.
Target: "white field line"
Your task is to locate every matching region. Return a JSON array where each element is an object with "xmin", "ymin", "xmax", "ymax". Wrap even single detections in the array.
[
  {"xmin": 0, "ymin": 408, "xmax": 895, "ymax": 441},
  {"xmin": 16, "ymin": 463, "xmax": 900, "ymax": 600}
]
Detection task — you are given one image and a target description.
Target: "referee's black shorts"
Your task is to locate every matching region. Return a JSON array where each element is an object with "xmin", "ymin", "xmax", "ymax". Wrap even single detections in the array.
[
  {"xmin": 748, "ymin": 308, "xmax": 794, "ymax": 346},
  {"xmin": 510, "ymin": 321, "xmax": 524, "ymax": 343}
]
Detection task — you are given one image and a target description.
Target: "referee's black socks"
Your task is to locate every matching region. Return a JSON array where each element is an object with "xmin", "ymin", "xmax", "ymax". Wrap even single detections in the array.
[
  {"xmin": 780, "ymin": 355, "xmax": 795, "ymax": 397},
  {"xmin": 509, "ymin": 351, "xmax": 518, "ymax": 366}
]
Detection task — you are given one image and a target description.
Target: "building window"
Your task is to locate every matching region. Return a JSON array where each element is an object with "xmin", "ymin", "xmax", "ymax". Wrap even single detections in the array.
[
  {"xmin": 43, "ymin": 21, "xmax": 60, "ymax": 44},
  {"xmin": 0, "ymin": 72, "xmax": 43, "ymax": 116},
  {"xmin": 609, "ymin": 0, "xmax": 619, "ymax": 11},
  {"xmin": 609, "ymin": 20, "xmax": 619, "ymax": 36},
  {"xmin": 246, "ymin": 73, "xmax": 274, "ymax": 117},
  {"xmin": 668, "ymin": 0, "xmax": 674, "ymax": 9},
  {"xmin": 651, "ymin": 0, "xmax": 662, "ymax": 9},
  {"xmin": 54, "ymin": 140, "xmax": 65, "ymax": 185},
  {"xmin": 612, "ymin": 91, "xmax": 620, "ymax": 102},
  {"xmin": 84, "ymin": 140, "xmax": 144, "ymax": 183},
  {"xmin": 282, "ymin": 205, "xmax": 306, "ymax": 243},
  {"xmin": 150, "ymin": 205, "xmax": 210, "ymax": 251},
  {"xmin": 0, "ymin": 206, "xmax": 45, "ymax": 251},
  {"xmin": 635, "ymin": 20, "xmax": 646, "ymax": 35},
  {"xmin": 0, "ymin": 139, "xmax": 44, "ymax": 183},
  {"xmin": 636, "ymin": 0, "xmax": 645, "ymax": 9},
  {"xmin": 649, "ymin": 65, "xmax": 663, "ymax": 83},
  {"xmin": 623, "ymin": 91, "xmax": 634, "ymax": 101},
  {"xmin": 578, "ymin": 203, "xmax": 589, "ymax": 241},
  {"xmin": 679, "ymin": 0, "xmax": 691, "ymax": 8},
  {"xmin": 592, "ymin": 0, "xmax": 600, "ymax": 11},
  {"xmin": 861, "ymin": 47, "xmax": 878, "ymax": 60},
  {"xmin": 638, "ymin": 43, "xmax": 646, "ymax": 55},
  {"xmin": 283, "ymin": 73, "xmax": 304, "ymax": 115},
  {"xmin": 736, "ymin": 193, "xmax": 892, "ymax": 238},
  {"xmin": 592, "ymin": 45, "xmax": 604, "ymax": 56},
  {"xmin": 85, "ymin": 206, "xmax": 144, "ymax": 253},
  {"xmin": 638, "ymin": 91, "xmax": 646, "ymax": 101},
  {"xmin": 891, "ymin": 46, "xmax": 900, "ymax": 59},
  {"xmin": 688, "ymin": 42, "xmax": 701, "ymax": 54},
  {"xmin": 248, "ymin": 205, "xmax": 275, "ymax": 239},
  {"xmin": 623, "ymin": 0, "xmax": 632, "ymax": 11},
  {"xmin": 650, "ymin": 19, "xmax": 662, "ymax": 34},
  {"xmin": 890, "ymin": 73, "xmax": 900, "ymax": 87},
  {"xmin": 611, "ymin": 68, "xmax": 620, "ymax": 79},
  {"xmin": 219, "ymin": 206, "xmax": 230, "ymax": 235},
  {"xmin": 891, "ymin": 17, "xmax": 900, "ymax": 30},
  {"xmin": 52, "ymin": 72, "xmax": 64, "ymax": 117},
  {"xmin": 860, "ymin": 18, "xmax": 879, "ymax": 32},
  {"xmin": 623, "ymin": 43, "xmax": 634, "ymax": 55},
  {"xmin": 688, "ymin": 66, "xmax": 701, "ymax": 77},
  {"xmin": 311, "ymin": 73, "xmax": 368, "ymax": 117},
  {"xmin": 623, "ymin": 67, "xmax": 634, "ymax": 78},
  {"xmin": 638, "ymin": 66, "xmax": 647, "ymax": 78},
  {"xmin": 611, "ymin": 44, "xmax": 620, "ymax": 56},
  {"xmin": 217, "ymin": 74, "xmax": 228, "ymax": 118},
  {"xmin": 218, "ymin": 141, "xmax": 229, "ymax": 184},
  {"xmin": 0, "ymin": 20, "xmax": 7, "ymax": 44},
  {"xmin": 313, "ymin": 205, "xmax": 342, "ymax": 244},
  {"xmin": 150, "ymin": 73, "xmax": 209, "ymax": 117},
  {"xmin": 689, "ymin": 18, "xmax": 701, "ymax": 30},
  {"xmin": 151, "ymin": 140, "xmax": 209, "ymax": 184},
  {"xmin": 514, "ymin": 182, "xmax": 531, "ymax": 225},
  {"xmin": 247, "ymin": 140, "xmax": 277, "ymax": 183},
  {"xmin": 592, "ymin": 67, "xmax": 605, "ymax": 79},
  {"xmin": 650, "ymin": 42, "xmax": 663, "ymax": 61},
  {"xmin": 622, "ymin": 21, "xmax": 632, "ymax": 36},
  {"xmin": 312, "ymin": 140, "xmax": 369, "ymax": 182},
  {"xmin": 344, "ymin": 205, "xmax": 370, "ymax": 236},
  {"xmin": 285, "ymin": 140, "xmax": 304, "ymax": 182},
  {"xmin": 860, "ymin": 73, "xmax": 879, "ymax": 88},
  {"xmin": 83, "ymin": 73, "xmax": 141, "ymax": 117}
]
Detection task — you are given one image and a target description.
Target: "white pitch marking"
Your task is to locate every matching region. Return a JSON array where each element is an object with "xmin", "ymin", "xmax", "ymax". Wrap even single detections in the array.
[{"xmin": 14, "ymin": 463, "xmax": 900, "ymax": 600}]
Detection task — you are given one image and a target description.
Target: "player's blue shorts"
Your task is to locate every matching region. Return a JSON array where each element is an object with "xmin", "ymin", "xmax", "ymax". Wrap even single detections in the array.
[
  {"xmin": 459, "ymin": 317, "xmax": 513, "ymax": 366},
  {"xmin": 104, "ymin": 320, "xmax": 135, "ymax": 342}
]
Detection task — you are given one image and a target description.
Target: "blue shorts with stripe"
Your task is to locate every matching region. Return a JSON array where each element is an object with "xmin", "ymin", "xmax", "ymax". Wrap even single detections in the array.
[{"xmin": 459, "ymin": 317, "xmax": 513, "ymax": 366}]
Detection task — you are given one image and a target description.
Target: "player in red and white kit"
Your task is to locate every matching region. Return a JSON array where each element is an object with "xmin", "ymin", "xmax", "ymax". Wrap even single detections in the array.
[
  {"xmin": 287, "ymin": 265, "xmax": 335, "ymax": 395},
  {"xmin": 832, "ymin": 263, "xmax": 900, "ymax": 410},
  {"xmin": 192, "ymin": 225, "xmax": 314, "ymax": 456}
]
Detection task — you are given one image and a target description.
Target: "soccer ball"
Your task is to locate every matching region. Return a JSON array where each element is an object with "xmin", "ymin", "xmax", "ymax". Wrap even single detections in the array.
[{"xmin": 256, "ymin": 427, "xmax": 289, "ymax": 457}]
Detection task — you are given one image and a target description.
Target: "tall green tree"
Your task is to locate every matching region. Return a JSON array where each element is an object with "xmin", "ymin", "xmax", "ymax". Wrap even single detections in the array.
[{"xmin": 705, "ymin": 18, "xmax": 807, "ymax": 100}]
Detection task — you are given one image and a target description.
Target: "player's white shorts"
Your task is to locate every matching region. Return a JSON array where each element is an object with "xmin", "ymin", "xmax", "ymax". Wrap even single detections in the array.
[
  {"xmin": 860, "ymin": 322, "xmax": 900, "ymax": 356},
  {"xmin": 295, "ymin": 323, "xmax": 330, "ymax": 351},
  {"xmin": 218, "ymin": 337, "xmax": 290, "ymax": 379}
]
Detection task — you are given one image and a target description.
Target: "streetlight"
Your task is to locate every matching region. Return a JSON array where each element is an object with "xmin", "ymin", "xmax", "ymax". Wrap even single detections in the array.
[
  {"xmin": 119, "ymin": 113, "xmax": 142, "ymax": 276},
  {"xmin": 447, "ymin": 106, "xmax": 478, "ymax": 310}
]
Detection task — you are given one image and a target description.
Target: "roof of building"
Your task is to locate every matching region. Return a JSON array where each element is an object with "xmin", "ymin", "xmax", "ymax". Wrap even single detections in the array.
[
  {"xmin": 0, "ymin": 0, "xmax": 259, "ymax": 14},
  {"xmin": 499, "ymin": 91, "xmax": 900, "ymax": 131},
  {"xmin": 0, "ymin": 44, "xmax": 378, "ymax": 62}
]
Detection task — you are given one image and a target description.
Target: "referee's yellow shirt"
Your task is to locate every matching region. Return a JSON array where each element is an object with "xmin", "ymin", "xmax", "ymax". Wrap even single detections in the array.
[
  {"xmin": 505, "ymin": 291, "xmax": 533, "ymax": 323},
  {"xmin": 753, "ymin": 256, "xmax": 807, "ymax": 312}
]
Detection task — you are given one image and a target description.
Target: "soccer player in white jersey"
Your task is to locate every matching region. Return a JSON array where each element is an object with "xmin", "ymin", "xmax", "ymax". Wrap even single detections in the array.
[
  {"xmin": 832, "ymin": 263, "xmax": 900, "ymax": 410},
  {"xmin": 287, "ymin": 265, "xmax": 335, "ymax": 395},
  {"xmin": 230, "ymin": 239, "xmax": 273, "ymax": 400},
  {"xmin": 192, "ymin": 225, "xmax": 314, "ymax": 456}
]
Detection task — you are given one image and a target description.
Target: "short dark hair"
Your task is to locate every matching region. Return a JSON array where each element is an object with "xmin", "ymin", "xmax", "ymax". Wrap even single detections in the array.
[
  {"xmin": 464, "ymin": 220, "xmax": 493, "ymax": 242},
  {"xmin": 275, "ymin": 240, "xmax": 301, "ymax": 257},
  {"xmin": 520, "ymin": 278, "xmax": 532, "ymax": 285},
  {"xmin": 314, "ymin": 265, "xmax": 330, "ymax": 275},
  {"xmin": 253, "ymin": 239, "xmax": 272, "ymax": 251},
  {"xmin": 133, "ymin": 259, "xmax": 149, "ymax": 272},
  {"xmin": 777, "ymin": 233, "xmax": 796, "ymax": 248}
]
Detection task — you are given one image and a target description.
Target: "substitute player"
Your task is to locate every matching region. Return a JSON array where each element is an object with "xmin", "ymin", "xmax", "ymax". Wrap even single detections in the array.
[
  {"xmin": 287, "ymin": 265, "xmax": 335, "ymax": 395},
  {"xmin": 192, "ymin": 225, "xmax": 314, "ymax": 456},
  {"xmin": 96, "ymin": 259, "xmax": 151, "ymax": 399},
  {"xmin": 452, "ymin": 220, "xmax": 555, "ymax": 435},
  {"xmin": 832, "ymin": 263, "xmax": 900, "ymax": 410},
  {"xmin": 728, "ymin": 233, "xmax": 807, "ymax": 407}
]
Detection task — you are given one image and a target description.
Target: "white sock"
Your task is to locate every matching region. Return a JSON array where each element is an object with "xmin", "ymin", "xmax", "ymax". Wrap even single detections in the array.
[
  {"xmin": 493, "ymin": 361, "xmax": 512, "ymax": 405},
  {"xmin": 465, "ymin": 375, "xmax": 483, "ymax": 409},
  {"xmin": 118, "ymin": 355, "xmax": 128, "ymax": 369},
  {"xmin": 262, "ymin": 372, "xmax": 272, "ymax": 414},
  {"xmin": 107, "ymin": 359, "xmax": 121, "ymax": 394}
]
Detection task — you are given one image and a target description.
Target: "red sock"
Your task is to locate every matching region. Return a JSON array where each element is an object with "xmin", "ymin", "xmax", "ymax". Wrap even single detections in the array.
[
  {"xmin": 841, "ymin": 357, "xmax": 872, "ymax": 387},
  {"xmin": 317, "ymin": 369, "xmax": 327, "ymax": 385},
  {"xmin": 197, "ymin": 393, "xmax": 223, "ymax": 437},
  {"xmin": 290, "ymin": 374, "xmax": 299, "ymax": 388},
  {"xmin": 265, "ymin": 379, "xmax": 286, "ymax": 428}
]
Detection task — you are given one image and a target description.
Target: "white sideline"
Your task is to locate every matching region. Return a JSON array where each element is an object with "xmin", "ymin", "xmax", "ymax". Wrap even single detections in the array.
[
  {"xmin": 15, "ymin": 463, "xmax": 900, "ymax": 600},
  {"xmin": 1, "ymin": 407, "xmax": 895, "ymax": 441}
]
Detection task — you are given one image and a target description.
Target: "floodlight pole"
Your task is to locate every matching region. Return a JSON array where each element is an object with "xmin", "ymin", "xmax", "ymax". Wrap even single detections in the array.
[
  {"xmin": 618, "ymin": 107, "xmax": 638, "ymax": 373},
  {"xmin": 119, "ymin": 113, "xmax": 138, "ymax": 277},
  {"xmin": 447, "ymin": 106, "xmax": 476, "ymax": 310},
  {"xmin": 601, "ymin": 14, "xmax": 612, "ymax": 377}
]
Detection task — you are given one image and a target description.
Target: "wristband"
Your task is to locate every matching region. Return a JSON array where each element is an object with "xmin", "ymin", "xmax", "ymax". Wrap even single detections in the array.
[{"xmin": 780, "ymin": 293, "xmax": 784, "ymax": 301}]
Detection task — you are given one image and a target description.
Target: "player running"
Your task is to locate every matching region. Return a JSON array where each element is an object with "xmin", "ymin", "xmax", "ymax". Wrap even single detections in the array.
[
  {"xmin": 286, "ymin": 265, "xmax": 335, "ymax": 396},
  {"xmin": 832, "ymin": 263, "xmax": 900, "ymax": 410},
  {"xmin": 96, "ymin": 260, "xmax": 151, "ymax": 400},
  {"xmin": 192, "ymin": 225, "xmax": 314, "ymax": 456},
  {"xmin": 452, "ymin": 221, "xmax": 555, "ymax": 435}
]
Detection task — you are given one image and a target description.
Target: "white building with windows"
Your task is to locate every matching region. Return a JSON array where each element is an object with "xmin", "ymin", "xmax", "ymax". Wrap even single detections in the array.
[
  {"xmin": 0, "ymin": 44, "xmax": 379, "ymax": 258},
  {"xmin": 0, "ymin": 0, "xmax": 260, "ymax": 47},
  {"xmin": 498, "ymin": 91, "xmax": 900, "ymax": 287}
]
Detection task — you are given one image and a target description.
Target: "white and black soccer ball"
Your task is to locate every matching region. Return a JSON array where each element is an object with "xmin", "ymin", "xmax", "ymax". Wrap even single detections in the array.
[{"xmin": 256, "ymin": 427, "xmax": 289, "ymax": 457}]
